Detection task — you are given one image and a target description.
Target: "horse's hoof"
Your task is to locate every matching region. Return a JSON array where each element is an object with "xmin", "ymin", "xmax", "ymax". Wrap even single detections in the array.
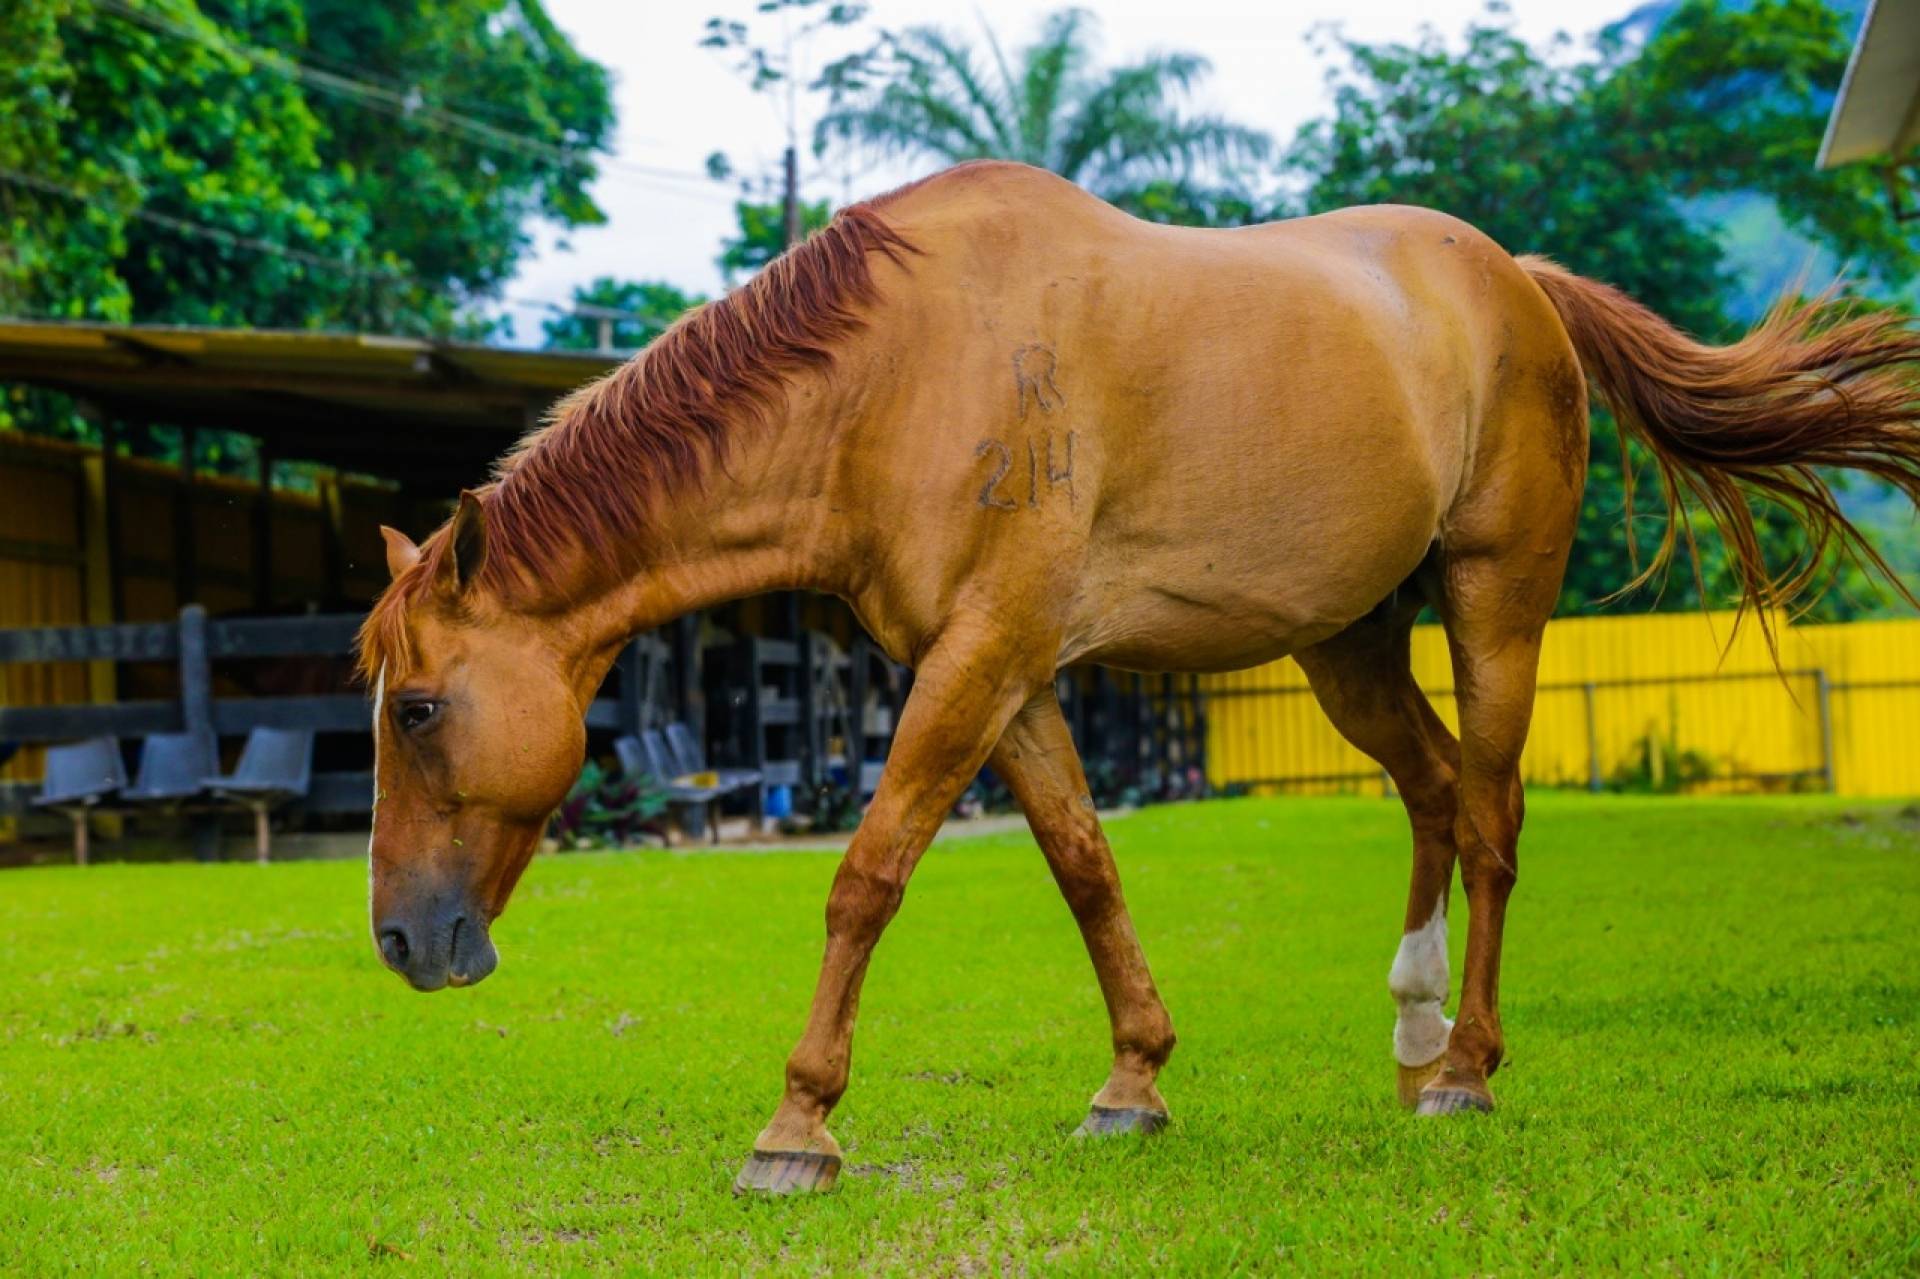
[
  {"xmin": 732, "ymin": 1149, "xmax": 842, "ymax": 1195},
  {"xmin": 1414, "ymin": 1085, "xmax": 1494, "ymax": 1117},
  {"xmin": 1397, "ymin": 1058, "xmax": 1446, "ymax": 1109},
  {"xmin": 1073, "ymin": 1104, "xmax": 1169, "ymax": 1138}
]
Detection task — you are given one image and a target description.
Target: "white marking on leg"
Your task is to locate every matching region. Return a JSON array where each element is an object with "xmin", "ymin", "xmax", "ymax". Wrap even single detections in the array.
[
  {"xmin": 368, "ymin": 665, "xmax": 384, "ymax": 930},
  {"xmin": 1389, "ymin": 895, "xmax": 1452, "ymax": 1067}
]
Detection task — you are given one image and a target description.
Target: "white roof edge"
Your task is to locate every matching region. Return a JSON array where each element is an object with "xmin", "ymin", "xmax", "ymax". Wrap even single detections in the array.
[{"xmin": 1816, "ymin": 0, "xmax": 1880, "ymax": 168}]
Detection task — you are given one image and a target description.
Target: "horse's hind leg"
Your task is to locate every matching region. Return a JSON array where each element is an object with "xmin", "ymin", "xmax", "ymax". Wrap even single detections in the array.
[
  {"xmin": 1408, "ymin": 548, "xmax": 1557, "ymax": 1115},
  {"xmin": 1296, "ymin": 587, "xmax": 1463, "ymax": 1107},
  {"xmin": 990, "ymin": 690, "xmax": 1176, "ymax": 1136}
]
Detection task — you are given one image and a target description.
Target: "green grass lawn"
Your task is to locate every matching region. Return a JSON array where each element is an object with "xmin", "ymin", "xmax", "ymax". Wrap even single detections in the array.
[{"xmin": 3, "ymin": 795, "xmax": 1916, "ymax": 1275}]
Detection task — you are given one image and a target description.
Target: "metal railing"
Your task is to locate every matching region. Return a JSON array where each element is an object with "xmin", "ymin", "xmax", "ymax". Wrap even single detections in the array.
[{"xmin": 1203, "ymin": 668, "xmax": 1920, "ymax": 796}]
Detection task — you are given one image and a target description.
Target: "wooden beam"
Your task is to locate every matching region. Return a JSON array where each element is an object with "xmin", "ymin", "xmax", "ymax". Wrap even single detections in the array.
[
  {"xmin": 0, "ymin": 621, "xmax": 178, "ymax": 664},
  {"xmin": 206, "ymin": 614, "xmax": 360, "ymax": 659},
  {"xmin": 0, "ymin": 359, "xmax": 543, "ymax": 409},
  {"xmin": 0, "ymin": 700, "xmax": 180, "ymax": 738}
]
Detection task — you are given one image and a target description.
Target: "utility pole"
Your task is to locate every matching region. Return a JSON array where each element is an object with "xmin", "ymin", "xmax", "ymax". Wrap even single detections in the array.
[{"xmin": 782, "ymin": 144, "xmax": 800, "ymax": 250}]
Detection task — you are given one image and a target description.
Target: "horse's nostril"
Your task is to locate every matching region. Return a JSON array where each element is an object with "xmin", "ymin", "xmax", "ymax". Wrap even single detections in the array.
[{"xmin": 379, "ymin": 926, "xmax": 411, "ymax": 969}]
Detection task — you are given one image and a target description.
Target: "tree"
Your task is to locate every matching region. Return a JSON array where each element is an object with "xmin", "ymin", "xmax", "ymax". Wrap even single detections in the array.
[
  {"xmin": 701, "ymin": 0, "xmax": 872, "ymax": 255},
  {"xmin": 715, "ymin": 198, "xmax": 830, "ymax": 285},
  {"xmin": 0, "ymin": 0, "xmax": 614, "ymax": 336},
  {"xmin": 1283, "ymin": 0, "xmax": 1919, "ymax": 617},
  {"xmin": 542, "ymin": 278, "xmax": 706, "ymax": 353},
  {"xmin": 814, "ymin": 7, "xmax": 1269, "ymax": 224}
]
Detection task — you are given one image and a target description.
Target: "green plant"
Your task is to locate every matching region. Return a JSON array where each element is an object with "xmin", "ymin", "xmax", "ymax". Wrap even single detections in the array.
[
  {"xmin": 783, "ymin": 781, "xmax": 864, "ymax": 835},
  {"xmin": 1609, "ymin": 729, "xmax": 1717, "ymax": 794},
  {"xmin": 548, "ymin": 758, "xmax": 669, "ymax": 850}
]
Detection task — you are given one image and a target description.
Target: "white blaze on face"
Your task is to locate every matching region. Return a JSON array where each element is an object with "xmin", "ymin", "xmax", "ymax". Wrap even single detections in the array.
[
  {"xmin": 368, "ymin": 665, "xmax": 384, "ymax": 929},
  {"xmin": 1388, "ymin": 895, "xmax": 1452, "ymax": 1067}
]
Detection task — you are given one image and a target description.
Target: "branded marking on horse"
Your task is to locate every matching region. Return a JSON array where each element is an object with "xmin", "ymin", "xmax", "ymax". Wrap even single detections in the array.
[
  {"xmin": 1013, "ymin": 343, "xmax": 1064, "ymax": 419},
  {"xmin": 975, "ymin": 431, "xmax": 1078, "ymax": 511}
]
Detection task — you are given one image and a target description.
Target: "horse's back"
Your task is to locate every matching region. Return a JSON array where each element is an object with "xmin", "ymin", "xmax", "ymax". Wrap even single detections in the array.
[{"xmin": 867, "ymin": 166, "xmax": 1579, "ymax": 673}]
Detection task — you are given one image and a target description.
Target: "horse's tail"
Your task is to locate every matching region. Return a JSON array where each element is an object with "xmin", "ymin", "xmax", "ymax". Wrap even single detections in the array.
[{"xmin": 1517, "ymin": 254, "xmax": 1920, "ymax": 625}]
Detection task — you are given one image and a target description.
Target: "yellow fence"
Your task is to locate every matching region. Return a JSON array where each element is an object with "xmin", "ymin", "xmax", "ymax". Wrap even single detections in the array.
[{"xmin": 1203, "ymin": 611, "xmax": 1920, "ymax": 799}]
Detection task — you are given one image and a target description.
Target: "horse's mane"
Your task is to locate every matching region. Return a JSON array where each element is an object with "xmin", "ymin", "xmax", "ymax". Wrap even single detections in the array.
[{"xmin": 357, "ymin": 196, "xmax": 917, "ymax": 686}]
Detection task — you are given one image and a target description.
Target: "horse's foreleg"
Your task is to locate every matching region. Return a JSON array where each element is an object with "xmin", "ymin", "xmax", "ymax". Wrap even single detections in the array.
[
  {"xmin": 991, "ymin": 690, "xmax": 1176, "ymax": 1137},
  {"xmin": 734, "ymin": 620, "xmax": 1039, "ymax": 1195}
]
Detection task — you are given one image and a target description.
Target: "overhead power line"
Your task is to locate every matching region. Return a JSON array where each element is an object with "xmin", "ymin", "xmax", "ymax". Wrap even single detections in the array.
[
  {"xmin": 0, "ymin": 164, "xmax": 407, "ymax": 281},
  {"xmin": 88, "ymin": 0, "xmax": 733, "ymax": 203},
  {"xmin": 0, "ymin": 166, "xmax": 667, "ymax": 331}
]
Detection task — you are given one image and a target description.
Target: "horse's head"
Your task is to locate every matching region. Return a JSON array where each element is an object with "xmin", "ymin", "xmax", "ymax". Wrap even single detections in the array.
[{"xmin": 359, "ymin": 494, "xmax": 591, "ymax": 992}]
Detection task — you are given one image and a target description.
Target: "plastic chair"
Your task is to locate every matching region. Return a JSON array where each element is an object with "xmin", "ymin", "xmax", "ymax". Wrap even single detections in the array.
[
  {"xmin": 206, "ymin": 728, "xmax": 314, "ymax": 863},
  {"xmin": 665, "ymin": 721, "xmax": 762, "ymax": 790},
  {"xmin": 32, "ymin": 736, "xmax": 127, "ymax": 865},
  {"xmin": 121, "ymin": 730, "xmax": 217, "ymax": 804},
  {"xmin": 609, "ymin": 730, "xmax": 729, "ymax": 845},
  {"xmin": 613, "ymin": 734, "xmax": 648, "ymax": 781}
]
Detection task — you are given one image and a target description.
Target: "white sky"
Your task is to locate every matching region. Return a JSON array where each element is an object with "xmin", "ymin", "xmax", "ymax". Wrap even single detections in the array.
[{"xmin": 498, "ymin": 0, "xmax": 1637, "ymax": 342}]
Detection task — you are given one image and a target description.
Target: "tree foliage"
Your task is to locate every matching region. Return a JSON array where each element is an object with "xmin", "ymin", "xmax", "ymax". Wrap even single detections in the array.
[
  {"xmin": 541, "ymin": 278, "xmax": 707, "ymax": 353},
  {"xmin": 716, "ymin": 198, "xmax": 832, "ymax": 285},
  {"xmin": 1283, "ymin": 0, "xmax": 1919, "ymax": 616},
  {"xmin": 0, "ymin": 0, "xmax": 614, "ymax": 335},
  {"xmin": 815, "ymin": 7, "xmax": 1269, "ymax": 222}
]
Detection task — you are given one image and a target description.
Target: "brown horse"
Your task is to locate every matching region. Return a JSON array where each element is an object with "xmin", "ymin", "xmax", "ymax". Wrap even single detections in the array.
[{"xmin": 359, "ymin": 162, "xmax": 1920, "ymax": 1194}]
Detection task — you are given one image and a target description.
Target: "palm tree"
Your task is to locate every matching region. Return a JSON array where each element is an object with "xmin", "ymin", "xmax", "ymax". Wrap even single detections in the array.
[{"xmin": 815, "ymin": 8, "xmax": 1270, "ymax": 223}]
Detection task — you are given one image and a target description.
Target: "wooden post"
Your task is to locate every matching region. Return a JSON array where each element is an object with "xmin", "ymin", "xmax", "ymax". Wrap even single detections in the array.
[
  {"xmin": 177, "ymin": 605, "xmax": 219, "ymax": 861},
  {"xmin": 1584, "ymin": 682, "xmax": 1602, "ymax": 793},
  {"xmin": 79, "ymin": 454, "xmax": 117, "ymax": 705},
  {"xmin": 1182, "ymin": 672, "xmax": 1198, "ymax": 791},
  {"xmin": 173, "ymin": 426, "xmax": 197, "ymax": 607},
  {"xmin": 737, "ymin": 632, "xmax": 767, "ymax": 828},
  {"xmin": 797, "ymin": 626, "xmax": 818, "ymax": 791},
  {"xmin": 317, "ymin": 473, "xmax": 346, "ymax": 603},
  {"xmin": 178, "ymin": 604, "xmax": 212, "ymax": 739},
  {"xmin": 83, "ymin": 404, "xmax": 127, "ymax": 626},
  {"xmin": 1815, "ymin": 669, "xmax": 1837, "ymax": 793},
  {"xmin": 848, "ymin": 630, "xmax": 869, "ymax": 782},
  {"xmin": 616, "ymin": 637, "xmax": 646, "ymax": 740},
  {"xmin": 672, "ymin": 613, "xmax": 704, "ymax": 746},
  {"xmin": 252, "ymin": 441, "xmax": 275, "ymax": 609}
]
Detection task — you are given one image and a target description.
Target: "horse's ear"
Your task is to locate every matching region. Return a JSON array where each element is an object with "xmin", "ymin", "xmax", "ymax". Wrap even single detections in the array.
[
  {"xmin": 439, "ymin": 490, "xmax": 488, "ymax": 593},
  {"xmin": 380, "ymin": 526, "xmax": 420, "ymax": 580}
]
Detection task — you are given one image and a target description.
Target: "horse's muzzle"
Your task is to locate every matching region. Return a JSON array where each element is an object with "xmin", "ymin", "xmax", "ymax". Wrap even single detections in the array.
[{"xmin": 375, "ymin": 899, "xmax": 498, "ymax": 992}]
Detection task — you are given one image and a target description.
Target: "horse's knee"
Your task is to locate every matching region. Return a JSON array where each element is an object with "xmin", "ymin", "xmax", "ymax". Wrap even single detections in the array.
[
  {"xmin": 1057, "ymin": 861, "xmax": 1120, "ymax": 923},
  {"xmin": 1457, "ymin": 825, "xmax": 1517, "ymax": 896},
  {"xmin": 824, "ymin": 861, "xmax": 905, "ymax": 943},
  {"xmin": 1046, "ymin": 829, "xmax": 1123, "ymax": 922},
  {"xmin": 1455, "ymin": 779, "xmax": 1521, "ymax": 896}
]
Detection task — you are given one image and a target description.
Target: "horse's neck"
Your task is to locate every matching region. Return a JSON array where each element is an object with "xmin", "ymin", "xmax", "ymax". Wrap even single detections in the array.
[{"xmin": 561, "ymin": 382, "xmax": 851, "ymax": 651}]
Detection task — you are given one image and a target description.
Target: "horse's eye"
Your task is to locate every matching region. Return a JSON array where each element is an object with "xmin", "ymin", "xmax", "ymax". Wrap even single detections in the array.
[{"xmin": 397, "ymin": 700, "xmax": 440, "ymax": 732}]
